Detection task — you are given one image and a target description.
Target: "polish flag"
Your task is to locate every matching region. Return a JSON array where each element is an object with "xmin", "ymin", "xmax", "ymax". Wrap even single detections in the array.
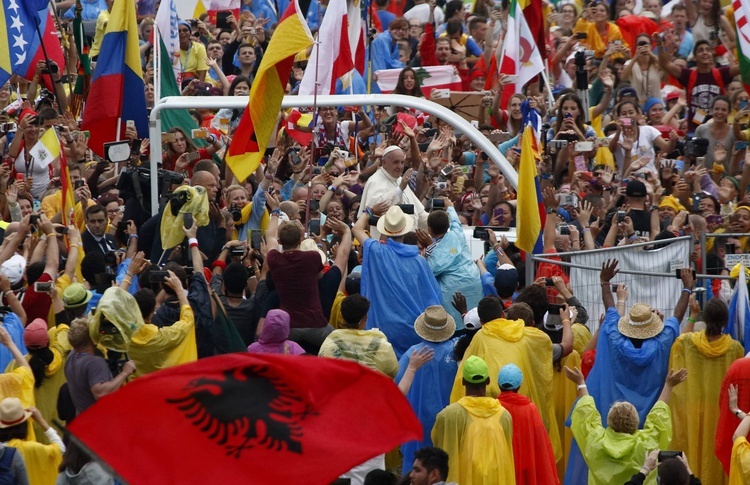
[{"xmin": 298, "ymin": 0, "xmax": 354, "ymax": 95}]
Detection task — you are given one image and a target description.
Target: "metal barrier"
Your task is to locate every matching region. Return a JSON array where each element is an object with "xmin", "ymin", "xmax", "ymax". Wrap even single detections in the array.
[{"xmin": 148, "ymin": 94, "xmax": 518, "ymax": 216}]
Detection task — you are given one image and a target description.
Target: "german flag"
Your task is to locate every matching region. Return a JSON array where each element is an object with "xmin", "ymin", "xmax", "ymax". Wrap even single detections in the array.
[{"xmin": 225, "ymin": 0, "xmax": 314, "ymax": 183}]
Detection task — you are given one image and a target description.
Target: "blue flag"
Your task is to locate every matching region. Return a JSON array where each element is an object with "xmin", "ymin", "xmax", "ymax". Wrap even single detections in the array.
[{"xmin": 726, "ymin": 266, "xmax": 750, "ymax": 351}]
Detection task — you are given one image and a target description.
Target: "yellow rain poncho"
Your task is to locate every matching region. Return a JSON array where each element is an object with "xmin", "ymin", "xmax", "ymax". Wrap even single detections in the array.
[
  {"xmin": 432, "ymin": 396, "xmax": 516, "ymax": 485},
  {"xmin": 450, "ymin": 318, "xmax": 561, "ymax": 461},
  {"xmin": 730, "ymin": 437, "xmax": 750, "ymax": 484},
  {"xmin": 669, "ymin": 331, "xmax": 744, "ymax": 485},
  {"xmin": 6, "ymin": 325, "xmax": 70, "ymax": 445},
  {"xmin": 90, "ymin": 287, "xmax": 144, "ymax": 353},
  {"xmin": 8, "ymin": 439, "xmax": 62, "ymax": 485},
  {"xmin": 572, "ymin": 323, "xmax": 592, "ymax": 356},
  {"xmin": 553, "ymin": 350, "xmax": 582, "ymax": 480},
  {"xmin": 318, "ymin": 329, "xmax": 399, "ymax": 378},
  {"xmin": 571, "ymin": 395, "xmax": 672, "ymax": 485},
  {"xmin": 159, "ymin": 185, "xmax": 210, "ymax": 250}
]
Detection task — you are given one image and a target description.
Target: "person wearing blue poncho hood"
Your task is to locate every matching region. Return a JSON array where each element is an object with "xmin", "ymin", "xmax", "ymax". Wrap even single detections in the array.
[
  {"xmin": 352, "ymin": 202, "xmax": 443, "ymax": 358},
  {"xmin": 564, "ymin": 260, "xmax": 694, "ymax": 484},
  {"xmin": 396, "ymin": 305, "xmax": 458, "ymax": 476}
]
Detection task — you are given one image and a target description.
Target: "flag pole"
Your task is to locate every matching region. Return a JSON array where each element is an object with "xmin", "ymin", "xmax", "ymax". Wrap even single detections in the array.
[
  {"xmin": 365, "ymin": 0, "xmax": 373, "ymax": 94},
  {"xmin": 306, "ymin": 39, "xmax": 322, "ymax": 230},
  {"xmin": 154, "ymin": 27, "xmax": 162, "ymax": 101},
  {"xmin": 32, "ymin": 8, "xmax": 64, "ymax": 115}
]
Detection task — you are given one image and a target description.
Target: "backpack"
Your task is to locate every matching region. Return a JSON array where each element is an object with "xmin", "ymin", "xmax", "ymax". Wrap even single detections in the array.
[
  {"xmin": 0, "ymin": 447, "xmax": 17, "ymax": 485},
  {"xmin": 686, "ymin": 68, "xmax": 726, "ymax": 106}
]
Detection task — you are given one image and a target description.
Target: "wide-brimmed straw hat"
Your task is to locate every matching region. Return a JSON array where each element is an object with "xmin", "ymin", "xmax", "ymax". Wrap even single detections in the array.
[
  {"xmin": 0, "ymin": 398, "xmax": 31, "ymax": 428},
  {"xmin": 414, "ymin": 305, "xmax": 456, "ymax": 342},
  {"xmin": 618, "ymin": 303, "xmax": 664, "ymax": 339},
  {"xmin": 376, "ymin": 205, "xmax": 414, "ymax": 238}
]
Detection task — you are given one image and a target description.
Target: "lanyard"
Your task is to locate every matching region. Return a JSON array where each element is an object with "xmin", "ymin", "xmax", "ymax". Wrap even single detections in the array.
[{"xmin": 179, "ymin": 42, "xmax": 193, "ymax": 73}]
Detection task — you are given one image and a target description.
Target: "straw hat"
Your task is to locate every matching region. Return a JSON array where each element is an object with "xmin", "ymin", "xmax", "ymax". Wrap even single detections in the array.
[
  {"xmin": 618, "ymin": 303, "xmax": 664, "ymax": 339},
  {"xmin": 376, "ymin": 206, "xmax": 414, "ymax": 238},
  {"xmin": 0, "ymin": 398, "xmax": 31, "ymax": 428},
  {"xmin": 414, "ymin": 306, "xmax": 456, "ymax": 342}
]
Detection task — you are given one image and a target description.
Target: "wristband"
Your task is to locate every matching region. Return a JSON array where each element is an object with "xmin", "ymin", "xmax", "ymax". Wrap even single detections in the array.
[
  {"xmin": 128, "ymin": 233, "xmax": 138, "ymax": 239},
  {"xmin": 264, "ymin": 171, "xmax": 274, "ymax": 180},
  {"xmin": 188, "ymin": 238, "xmax": 199, "ymax": 248},
  {"xmin": 583, "ymin": 227, "xmax": 591, "ymax": 232},
  {"xmin": 687, "ymin": 317, "xmax": 696, "ymax": 323},
  {"xmin": 46, "ymin": 233, "xmax": 56, "ymax": 238},
  {"xmin": 212, "ymin": 260, "xmax": 227, "ymax": 270},
  {"xmin": 576, "ymin": 384, "xmax": 587, "ymax": 390},
  {"xmin": 364, "ymin": 207, "xmax": 374, "ymax": 218},
  {"xmin": 736, "ymin": 409, "xmax": 745, "ymax": 418},
  {"xmin": 270, "ymin": 209, "xmax": 282, "ymax": 217},
  {"xmin": 682, "ymin": 288, "xmax": 692, "ymax": 294},
  {"xmin": 328, "ymin": 184, "xmax": 337, "ymax": 192},
  {"xmin": 2, "ymin": 290, "xmax": 12, "ymax": 298}
]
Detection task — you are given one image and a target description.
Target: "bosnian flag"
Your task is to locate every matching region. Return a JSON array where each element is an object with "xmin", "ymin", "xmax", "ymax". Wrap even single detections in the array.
[
  {"xmin": 299, "ymin": 0, "xmax": 354, "ymax": 94},
  {"xmin": 733, "ymin": 0, "xmax": 750, "ymax": 94},
  {"xmin": 727, "ymin": 264, "xmax": 750, "ymax": 351},
  {"xmin": 498, "ymin": 0, "xmax": 544, "ymax": 109},
  {"xmin": 375, "ymin": 66, "xmax": 462, "ymax": 97}
]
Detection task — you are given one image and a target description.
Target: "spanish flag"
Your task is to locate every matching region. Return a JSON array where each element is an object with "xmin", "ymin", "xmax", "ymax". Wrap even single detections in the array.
[
  {"xmin": 81, "ymin": 0, "xmax": 148, "ymax": 157},
  {"xmin": 226, "ymin": 0, "xmax": 314, "ymax": 183}
]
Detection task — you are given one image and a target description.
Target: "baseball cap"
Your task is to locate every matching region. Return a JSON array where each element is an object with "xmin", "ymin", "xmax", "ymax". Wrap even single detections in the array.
[
  {"xmin": 0, "ymin": 255, "xmax": 25, "ymax": 286},
  {"xmin": 494, "ymin": 264, "xmax": 519, "ymax": 298},
  {"xmin": 498, "ymin": 363, "xmax": 523, "ymax": 391},
  {"xmin": 463, "ymin": 356, "xmax": 490, "ymax": 384},
  {"xmin": 626, "ymin": 179, "xmax": 647, "ymax": 198},
  {"xmin": 23, "ymin": 318, "xmax": 49, "ymax": 349},
  {"xmin": 463, "ymin": 307, "xmax": 481, "ymax": 331}
]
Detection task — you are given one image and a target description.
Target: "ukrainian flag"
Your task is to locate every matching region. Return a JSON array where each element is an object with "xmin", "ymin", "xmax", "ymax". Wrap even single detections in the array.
[{"xmin": 81, "ymin": 0, "xmax": 148, "ymax": 157}]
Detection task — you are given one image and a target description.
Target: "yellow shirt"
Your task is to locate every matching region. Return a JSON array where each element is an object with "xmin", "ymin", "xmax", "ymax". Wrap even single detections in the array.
[
  {"xmin": 89, "ymin": 9, "xmax": 110, "ymax": 58},
  {"xmin": 573, "ymin": 18, "xmax": 628, "ymax": 59},
  {"xmin": 127, "ymin": 305, "xmax": 197, "ymax": 377},
  {"xmin": 41, "ymin": 190, "xmax": 94, "ymax": 232},
  {"xmin": 178, "ymin": 41, "xmax": 208, "ymax": 77},
  {"xmin": 730, "ymin": 436, "xmax": 750, "ymax": 485}
]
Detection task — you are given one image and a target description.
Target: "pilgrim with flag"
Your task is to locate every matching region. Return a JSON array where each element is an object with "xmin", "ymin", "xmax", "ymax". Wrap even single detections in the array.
[{"xmin": 498, "ymin": 0, "xmax": 545, "ymax": 109}]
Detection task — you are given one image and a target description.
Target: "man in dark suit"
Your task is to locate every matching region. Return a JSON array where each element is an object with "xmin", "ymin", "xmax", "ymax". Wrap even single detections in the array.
[{"xmin": 82, "ymin": 205, "xmax": 117, "ymax": 255}]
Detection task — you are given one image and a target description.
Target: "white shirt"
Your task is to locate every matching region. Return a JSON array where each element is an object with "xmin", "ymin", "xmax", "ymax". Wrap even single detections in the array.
[
  {"xmin": 404, "ymin": 3, "xmax": 445, "ymax": 24},
  {"xmin": 358, "ymin": 167, "xmax": 428, "ymax": 237},
  {"xmin": 609, "ymin": 125, "xmax": 662, "ymax": 176}
]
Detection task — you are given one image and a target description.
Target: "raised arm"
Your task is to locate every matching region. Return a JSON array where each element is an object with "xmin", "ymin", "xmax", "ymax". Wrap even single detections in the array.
[
  {"xmin": 264, "ymin": 192, "xmax": 281, "ymax": 251},
  {"xmin": 656, "ymin": 41, "xmax": 682, "ymax": 79},
  {"xmin": 0, "ymin": 276, "xmax": 25, "ymax": 326},
  {"xmin": 657, "ymin": 368, "xmax": 687, "ymax": 404},
  {"xmin": 397, "ymin": 346, "xmax": 434, "ymax": 395},
  {"xmin": 542, "ymin": 187, "xmax": 559, "ymax": 252},
  {"xmin": 599, "ymin": 259, "xmax": 619, "ymax": 309},
  {"xmin": 673, "ymin": 268, "xmax": 695, "ymax": 322},
  {"xmin": 39, "ymin": 215, "xmax": 59, "ymax": 277},
  {"xmin": 0, "ymin": 327, "xmax": 29, "ymax": 370}
]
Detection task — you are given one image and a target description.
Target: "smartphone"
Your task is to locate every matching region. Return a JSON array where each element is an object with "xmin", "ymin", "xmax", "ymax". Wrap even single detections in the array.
[
  {"xmin": 117, "ymin": 221, "xmax": 129, "ymax": 234},
  {"xmin": 15, "ymin": 173, "xmax": 24, "ymax": 181},
  {"xmin": 250, "ymin": 230, "xmax": 263, "ymax": 250},
  {"xmin": 191, "ymin": 128, "xmax": 209, "ymax": 139},
  {"xmin": 186, "ymin": 151, "xmax": 200, "ymax": 162},
  {"xmin": 706, "ymin": 214, "xmax": 724, "ymax": 225},
  {"xmin": 216, "ymin": 10, "xmax": 232, "ymax": 30},
  {"xmin": 55, "ymin": 226, "xmax": 69, "ymax": 235},
  {"xmin": 148, "ymin": 270, "xmax": 169, "ymax": 283},
  {"xmin": 308, "ymin": 219, "xmax": 321, "ymax": 236},
  {"xmin": 1, "ymin": 122, "xmax": 17, "ymax": 133},
  {"xmin": 741, "ymin": 100, "xmax": 749, "ymax": 110},
  {"xmin": 575, "ymin": 32, "xmax": 588, "ymax": 39},
  {"xmin": 674, "ymin": 159, "xmax": 685, "ymax": 174},
  {"xmin": 504, "ymin": 75, "xmax": 518, "ymax": 83},
  {"xmin": 692, "ymin": 193, "xmax": 701, "ymax": 213},
  {"xmin": 658, "ymin": 451, "xmax": 683, "ymax": 462},
  {"xmin": 575, "ymin": 141, "xmax": 594, "ymax": 152},
  {"xmin": 184, "ymin": 213, "xmax": 194, "ymax": 228},
  {"xmin": 33, "ymin": 281, "xmax": 53, "ymax": 292},
  {"xmin": 545, "ymin": 278, "xmax": 555, "ymax": 286},
  {"xmin": 489, "ymin": 131, "xmax": 512, "ymax": 144},
  {"xmin": 622, "ymin": 117, "xmax": 632, "ymax": 127},
  {"xmin": 431, "ymin": 198, "xmax": 445, "ymax": 210},
  {"xmin": 161, "ymin": 133, "xmax": 177, "ymax": 144},
  {"xmin": 735, "ymin": 141, "xmax": 749, "ymax": 150},
  {"xmin": 675, "ymin": 268, "xmax": 696, "ymax": 279},
  {"xmin": 473, "ymin": 226, "xmax": 490, "ymax": 240},
  {"xmin": 397, "ymin": 204, "xmax": 415, "ymax": 215},
  {"xmin": 125, "ymin": 120, "xmax": 136, "ymax": 131},
  {"xmin": 611, "ymin": 284, "xmax": 619, "ymax": 293},
  {"xmin": 74, "ymin": 179, "xmax": 85, "ymax": 189},
  {"xmin": 574, "ymin": 155, "xmax": 587, "ymax": 172},
  {"xmin": 440, "ymin": 165, "xmax": 454, "ymax": 178},
  {"xmin": 617, "ymin": 210, "xmax": 626, "ymax": 223}
]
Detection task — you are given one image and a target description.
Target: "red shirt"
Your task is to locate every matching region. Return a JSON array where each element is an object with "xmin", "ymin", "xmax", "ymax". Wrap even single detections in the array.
[{"xmin": 22, "ymin": 272, "xmax": 52, "ymax": 324}]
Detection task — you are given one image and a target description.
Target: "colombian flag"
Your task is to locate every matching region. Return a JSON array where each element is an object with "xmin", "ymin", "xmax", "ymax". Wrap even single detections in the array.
[
  {"xmin": 515, "ymin": 102, "xmax": 545, "ymax": 254},
  {"xmin": 225, "ymin": 0, "xmax": 314, "ymax": 183},
  {"xmin": 81, "ymin": 0, "xmax": 148, "ymax": 157}
]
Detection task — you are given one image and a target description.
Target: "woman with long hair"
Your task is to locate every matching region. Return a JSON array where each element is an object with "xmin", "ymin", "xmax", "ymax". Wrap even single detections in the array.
[
  {"xmin": 211, "ymin": 75, "xmax": 251, "ymax": 135},
  {"xmin": 684, "ymin": 0, "xmax": 735, "ymax": 47},
  {"xmin": 607, "ymin": 99, "xmax": 676, "ymax": 175},
  {"xmin": 574, "ymin": 2, "xmax": 628, "ymax": 58},
  {"xmin": 392, "ymin": 67, "xmax": 423, "ymax": 97},
  {"xmin": 162, "ymin": 126, "xmax": 222, "ymax": 174},
  {"xmin": 8, "ymin": 110, "xmax": 48, "ymax": 200},
  {"xmin": 492, "ymin": 93, "xmax": 526, "ymax": 136},
  {"xmin": 695, "ymin": 95, "xmax": 734, "ymax": 168},
  {"xmin": 620, "ymin": 34, "xmax": 662, "ymax": 103}
]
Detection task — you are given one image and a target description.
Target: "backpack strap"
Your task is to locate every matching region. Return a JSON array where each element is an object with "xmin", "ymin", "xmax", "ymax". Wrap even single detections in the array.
[
  {"xmin": 711, "ymin": 68, "xmax": 726, "ymax": 94},
  {"xmin": 0, "ymin": 447, "xmax": 15, "ymax": 470},
  {"xmin": 686, "ymin": 68, "xmax": 698, "ymax": 104}
]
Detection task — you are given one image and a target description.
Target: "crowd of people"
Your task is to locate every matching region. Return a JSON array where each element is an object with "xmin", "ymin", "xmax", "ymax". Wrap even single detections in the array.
[{"xmin": 1, "ymin": 0, "xmax": 750, "ymax": 482}]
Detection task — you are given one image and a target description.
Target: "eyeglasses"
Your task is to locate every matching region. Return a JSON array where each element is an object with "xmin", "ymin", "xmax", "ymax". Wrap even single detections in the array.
[{"xmin": 320, "ymin": 107, "xmax": 336, "ymax": 112}]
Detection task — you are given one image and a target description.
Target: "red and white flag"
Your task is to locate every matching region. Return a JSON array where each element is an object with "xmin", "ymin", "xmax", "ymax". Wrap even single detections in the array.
[
  {"xmin": 498, "ymin": 0, "xmax": 545, "ymax": 108},
  {"xmin": 375, "ymin": 66, "xmax": 462, "ymax": 97},
  {"xmin": 350, "ymin": 0, "xmax": 367, "ymax": 74},
  {"xmin": 299, "ymin": 0, "xmax": 354, "ymax": 94}
]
